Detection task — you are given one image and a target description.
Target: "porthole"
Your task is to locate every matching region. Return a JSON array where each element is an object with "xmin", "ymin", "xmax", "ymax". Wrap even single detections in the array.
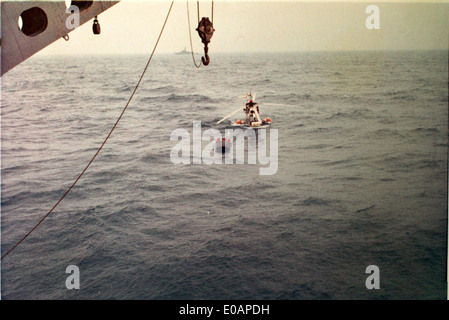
[
  {"xmin": 70, "ymin": 1, "xmax": 93, "ymax": 11},
  {"xmin": 18, "ymin": 7, "xmax": 48, "ymax": 37}
]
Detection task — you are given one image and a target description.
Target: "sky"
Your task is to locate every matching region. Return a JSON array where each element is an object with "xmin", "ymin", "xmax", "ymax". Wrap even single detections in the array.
[{"xmin": 36, "ymin": 0, "xmax": 449, "ymax": 55}]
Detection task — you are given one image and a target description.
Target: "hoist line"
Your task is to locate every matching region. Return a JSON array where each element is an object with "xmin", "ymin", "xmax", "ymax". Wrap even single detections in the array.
[
  {"xmin": 1, "ymin": 1, "xmax": 175, "ymax": 261},
  {"xmin": 197, "ymin": 0, "xmax": 200, "ymax": 23},
  {"xmin": 187, "ymin": 1, "xmax": 202, "ymax": 68},
  {"xmin": 197, "ymin": 1, "xmax": 214, "ymax": 23}
]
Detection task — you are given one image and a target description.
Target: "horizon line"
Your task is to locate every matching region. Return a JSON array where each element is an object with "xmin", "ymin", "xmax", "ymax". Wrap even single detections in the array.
[{"xmin": 34, "ymin": 48, "xmax": 449, "ymax": 57}]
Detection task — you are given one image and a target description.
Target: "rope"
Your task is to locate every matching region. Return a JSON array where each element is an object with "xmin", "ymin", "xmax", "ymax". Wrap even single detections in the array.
[
  {"xmin": 197, "ymin": 0, "xmax": 200, "ymax": 23},
  {"xmin": 1, "ymin": 1, "xmax": 175, "ymax": 261},
  {"xmin": 187, "ymin": 1, "xmax": 202, "ymax": 68},
  {"xmin": 197, "ymin": 1, "xmax": 214, "ymax": 23}
]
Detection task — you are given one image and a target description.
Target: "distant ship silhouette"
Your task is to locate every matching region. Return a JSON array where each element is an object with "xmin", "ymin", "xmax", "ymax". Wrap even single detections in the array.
[{"xmin": 175, "ymin": 47, "xmax": 190, "ymax": 55}]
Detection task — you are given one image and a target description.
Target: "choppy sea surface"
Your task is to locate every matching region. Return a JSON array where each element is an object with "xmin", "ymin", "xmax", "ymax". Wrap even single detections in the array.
[{"xmin": 1, "ymin": 51, "xmax": 447, "ymax": 299}]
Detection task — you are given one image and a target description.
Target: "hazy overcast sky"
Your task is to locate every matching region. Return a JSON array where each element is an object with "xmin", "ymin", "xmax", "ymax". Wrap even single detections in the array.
[{"xmin": 39, "ymin": 0, "xmax": 449, "ymax": 55}]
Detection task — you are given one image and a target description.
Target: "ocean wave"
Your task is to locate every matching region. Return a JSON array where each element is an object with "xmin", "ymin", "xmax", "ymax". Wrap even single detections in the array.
[
  {"xmin": 301, "ymin": 143, "xmax": 330, "ymax": 150},
  {"xmin": 383, "ymin": 90, "xmax": 417, "ymax": 101},
  {"xmin": 413, "ymin": 127, "xmax": 439, "ymax": 134},
  {"xmin": 295, "ymin": 197, "xmax": 332, "ymax": 206},
  {"xmin": 355, "ymin": 205, "xmax": 375, "ymax": 213},
  {"xmin": 165, "ymin": 94, "xmax": 219, "ymax": 104},
  {"xmin": 416, "ymin": 159, "xmax": 444, "ymax": 169},
  {"xmin": 371, "ymin": 129, "xmax": 404, "ymax": 138},
  {"xmin": 327, "ymin": 109, "xmax": 372, "ymax": 120},
  {"xmin": 139, "ymin": 153, "xmax": 164, "ymax": 164}
]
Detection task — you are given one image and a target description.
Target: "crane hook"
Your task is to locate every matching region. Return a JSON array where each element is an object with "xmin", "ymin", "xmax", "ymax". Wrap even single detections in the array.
[
  {"xmin": 196, "ymin": 17, "xmax": 214, "ymax": 66},
  {"xmin": 202, "ymin": 46, "xmax": 210, "ymax": 66}
]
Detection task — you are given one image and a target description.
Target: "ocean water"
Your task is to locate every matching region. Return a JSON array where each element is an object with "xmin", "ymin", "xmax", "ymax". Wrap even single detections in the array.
[{"xmin": 1, "ymin": 51, "xmax": 447, "ymax": 299}]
